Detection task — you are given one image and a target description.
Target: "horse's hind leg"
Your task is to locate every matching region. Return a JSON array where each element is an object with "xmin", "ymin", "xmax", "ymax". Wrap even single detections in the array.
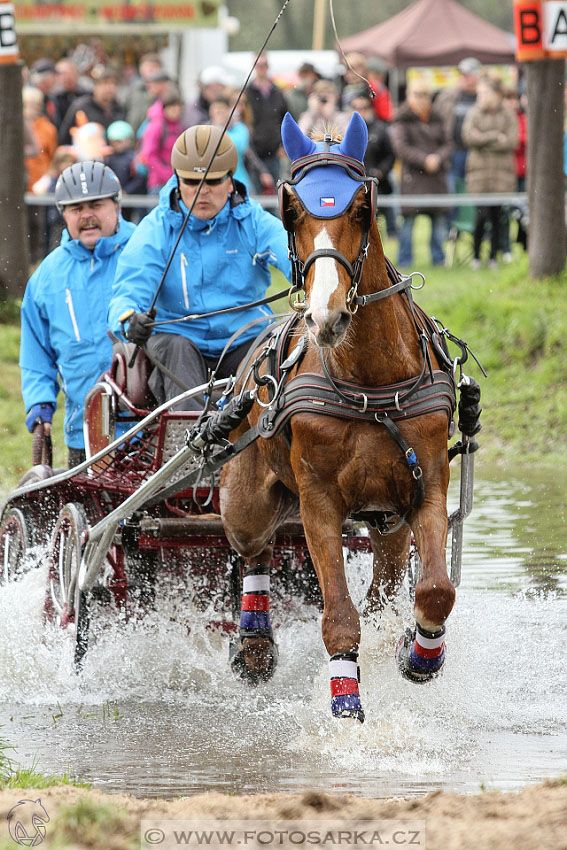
[
  {"xmin": 364, "ymin": 525, "xmax": 412, "ymax": 615},
  {"xmin": 229, "ymin": 545, "xmax": 279, "ymax": 684}
]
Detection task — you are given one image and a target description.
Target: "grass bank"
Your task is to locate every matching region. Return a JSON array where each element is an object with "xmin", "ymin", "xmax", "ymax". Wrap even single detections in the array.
[{"xmin": 1, "ymin": 243, "xmax": 565, "ymax": 492}]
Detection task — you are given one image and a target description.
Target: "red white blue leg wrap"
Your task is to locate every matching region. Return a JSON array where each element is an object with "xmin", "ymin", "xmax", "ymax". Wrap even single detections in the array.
[
  {"xmin": 396, "ymin": 623, "xmax": 446, "ymax": 682},
  {"xmin": 239, "ymin": 569, "xmax": 271, "ymax": 634},
  {"xmin": 329, "ymin": 652, "xmax": 364, "ymax": 721},
  {"xmin": 410, "ymin": 624, "xmax": 446, "ymax": 672}
]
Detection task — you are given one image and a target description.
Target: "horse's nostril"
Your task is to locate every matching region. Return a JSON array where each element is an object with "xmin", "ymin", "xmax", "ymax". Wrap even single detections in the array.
[{"xmin": 333, "ymin": 311, "xmax": 351, "ymax": 336}]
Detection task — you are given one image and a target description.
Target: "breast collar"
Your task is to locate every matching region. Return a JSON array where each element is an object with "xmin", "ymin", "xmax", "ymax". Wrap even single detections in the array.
[{"xmin": 253, "ymin": 260, "xmax": 457, "ymax": 442}]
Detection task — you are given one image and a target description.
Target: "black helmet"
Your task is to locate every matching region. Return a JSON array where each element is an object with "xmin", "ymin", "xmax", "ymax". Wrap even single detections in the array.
[{"xmin": 55, "ymin": 160, "xmax": 122, "ymax": 212}]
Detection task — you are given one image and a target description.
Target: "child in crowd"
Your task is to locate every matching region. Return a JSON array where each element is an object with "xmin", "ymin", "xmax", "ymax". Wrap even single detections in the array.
[
  {"xmin": 140, "ymin": 86, "xmax": 184, "ymax": 194},
  {"xmin": 105, "ymin": 120, "xmax": 148, "ymax": 221}
]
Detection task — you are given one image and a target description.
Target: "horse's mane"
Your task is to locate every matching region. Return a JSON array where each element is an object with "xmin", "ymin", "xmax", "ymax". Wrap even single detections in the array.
[{"xmin": 310, "ymin": 124, "xmax": 344, "ymax": 144}]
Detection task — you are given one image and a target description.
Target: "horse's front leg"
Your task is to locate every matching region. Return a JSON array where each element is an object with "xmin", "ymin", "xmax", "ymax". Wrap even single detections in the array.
[
  {"xmin": 299, "ymin": 492, "xmax": 364, "ymax": 723},
  {"xmin": 396, "ymin": 493, "xmax": 455, "ymax": 683}
]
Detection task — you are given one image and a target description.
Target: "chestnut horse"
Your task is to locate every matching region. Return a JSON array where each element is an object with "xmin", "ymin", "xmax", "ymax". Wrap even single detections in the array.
[{"xmin": 220, "ymin": 112, "xmax": 456, "ymax": 722}]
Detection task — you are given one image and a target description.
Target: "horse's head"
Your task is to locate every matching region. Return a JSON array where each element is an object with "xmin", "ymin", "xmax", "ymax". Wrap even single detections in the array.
[{"xmin": 280, "ymin": 112, "xmax": 376, "ymax": 348}]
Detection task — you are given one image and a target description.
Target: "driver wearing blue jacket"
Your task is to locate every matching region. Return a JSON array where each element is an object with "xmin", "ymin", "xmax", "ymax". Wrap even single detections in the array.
[
  {"xmin": 20, "ymin": 161, "xmax": 136, "ymax": 467},
  {"xmin": 107, "ymin": 124, "xmax": 291, "ymax": 409}
]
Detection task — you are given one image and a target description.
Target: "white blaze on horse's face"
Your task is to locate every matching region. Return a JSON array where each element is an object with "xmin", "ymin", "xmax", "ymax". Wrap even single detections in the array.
[{"xmin": 304, "ymin": 227, "xmax": 351, "ymax": 348}]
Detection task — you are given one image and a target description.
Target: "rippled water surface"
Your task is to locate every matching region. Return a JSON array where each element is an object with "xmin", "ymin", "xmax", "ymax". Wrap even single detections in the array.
[{"xmin": 1, "ymin": 465, "xmax": 565, "ymax": 798}]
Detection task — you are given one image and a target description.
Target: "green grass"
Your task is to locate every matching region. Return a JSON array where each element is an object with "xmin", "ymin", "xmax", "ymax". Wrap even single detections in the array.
[{"xmin": 0, "ymin": 730, "xmax": 89, "ymax": 791}]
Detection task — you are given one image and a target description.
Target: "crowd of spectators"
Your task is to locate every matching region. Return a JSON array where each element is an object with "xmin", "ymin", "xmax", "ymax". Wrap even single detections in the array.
[{"xmin": 22, "ymin": 47, "xmax": 528, "ymax": 268}]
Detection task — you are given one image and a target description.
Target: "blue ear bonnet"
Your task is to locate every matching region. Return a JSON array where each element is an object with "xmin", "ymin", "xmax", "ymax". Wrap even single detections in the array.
[{"xmin": 281, "ymin": 111, "xmax": 369, "ymax": 218}]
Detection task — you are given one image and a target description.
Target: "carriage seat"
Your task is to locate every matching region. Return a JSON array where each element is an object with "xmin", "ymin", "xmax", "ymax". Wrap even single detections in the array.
[{"xmin": 110, "ymin": 340, "xmax": 156, "ymax": 413}]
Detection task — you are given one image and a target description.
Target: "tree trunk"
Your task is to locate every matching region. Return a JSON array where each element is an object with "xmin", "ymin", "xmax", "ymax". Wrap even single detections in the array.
[
  {"xmin": 526, "ymin": 59, "xmax": 566, "ymax": 279},
  {"xmin": 0, "ymin": 62, "xmax": 29, "ymax": 300}
]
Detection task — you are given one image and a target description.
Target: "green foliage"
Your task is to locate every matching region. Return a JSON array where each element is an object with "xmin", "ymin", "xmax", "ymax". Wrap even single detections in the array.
[{"xmin": 0, "ymin": 730, "xmax": 89, "ymax": 791}]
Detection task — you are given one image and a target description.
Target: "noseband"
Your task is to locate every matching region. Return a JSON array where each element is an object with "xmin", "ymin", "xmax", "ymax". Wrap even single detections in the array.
[{"xmin": 279, "ymin": 145, "xmax": 376, "ymax": 314}]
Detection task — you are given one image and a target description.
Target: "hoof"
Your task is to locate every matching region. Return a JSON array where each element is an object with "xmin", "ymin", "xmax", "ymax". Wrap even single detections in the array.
[
  {"xmin": 333, "ymin": 706, "xmax": 365, "ymax": 723},
  {"xmin": 395, "ymin": 627, "xmax": 445, "ymax": 683},
  {"xmin": 229, "ymin": 634, "xmax": 278, "ymax": 685}
]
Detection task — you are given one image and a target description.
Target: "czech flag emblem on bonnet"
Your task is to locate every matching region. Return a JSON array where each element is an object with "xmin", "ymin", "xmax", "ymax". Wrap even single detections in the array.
[{"xmin": 280, "ymin": 111, "xmax": 369, "ymax": 219}]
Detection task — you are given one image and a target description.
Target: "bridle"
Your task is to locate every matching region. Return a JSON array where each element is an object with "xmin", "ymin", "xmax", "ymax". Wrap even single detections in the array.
[{"xmin": 278, "ymin": 143, "xmax": 377, "ymax": 315}]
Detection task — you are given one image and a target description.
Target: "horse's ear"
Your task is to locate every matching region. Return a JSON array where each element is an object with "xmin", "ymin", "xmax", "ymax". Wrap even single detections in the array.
[
  {"xmin": 335, "ymin": 111, "xmax": 368, "ymax": 163},
  {"xmin": 281, "ymin": 112, "xmax": 317, "ymax": 162},
  {"xmin": 278, "ymin": 182, "xmax": 298, "ymax": 232}
]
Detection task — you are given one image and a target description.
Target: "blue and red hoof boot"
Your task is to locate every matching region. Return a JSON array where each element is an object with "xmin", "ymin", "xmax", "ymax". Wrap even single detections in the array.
[
  {"xmin": 329, "ymin": 652, "xmax": 365, "ymax": 723},
  {"xmin": 230, "ymin": 569, "xmax": 278, "ymax": 684},
  {"xmin": 395, "ymin": 624, "xmax": 446, "ymax": 683}
]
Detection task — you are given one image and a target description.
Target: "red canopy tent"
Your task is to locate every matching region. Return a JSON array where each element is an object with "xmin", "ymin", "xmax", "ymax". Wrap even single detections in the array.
[{"xmin": 339, "ymin": 0, "xmax": 515, "ymax": 68}]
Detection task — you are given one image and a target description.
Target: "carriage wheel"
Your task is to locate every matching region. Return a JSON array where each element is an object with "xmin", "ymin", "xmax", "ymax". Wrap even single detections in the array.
[
  {"xmin": 44, "ymin": 503, "xmax": 90, "ymax": 667},
  {"xmin": 0, "ymin": 508, "xmax": 32, "ymax": 585}
]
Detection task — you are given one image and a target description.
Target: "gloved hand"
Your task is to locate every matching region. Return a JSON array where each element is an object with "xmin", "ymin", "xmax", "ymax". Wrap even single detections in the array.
[
  {"xmin": 25, "ymin": 402, "xmax": 54, "ymax": 433},
  {"xmin": 125, "ymin": 311, "xmax": 155, "ymax": 347}
]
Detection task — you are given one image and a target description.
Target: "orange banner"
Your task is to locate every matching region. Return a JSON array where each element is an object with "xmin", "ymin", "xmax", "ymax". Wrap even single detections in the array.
[
  {"xmin": 514, "ymin": 0, "xmax": 547, "ymax": 60},
  {"xmin": 514, "ymin": 0, "xmax": 567, "ymax": 59}
]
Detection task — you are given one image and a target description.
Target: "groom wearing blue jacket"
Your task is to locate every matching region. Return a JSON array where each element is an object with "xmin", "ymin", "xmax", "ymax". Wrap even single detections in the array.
[
  {"xmin": 20, "ymin": 161, "xmax": 136, "ymax": 467},
  {"xmin": 108, "ymin": 124, "xmax": 291, "ymax": 409}
]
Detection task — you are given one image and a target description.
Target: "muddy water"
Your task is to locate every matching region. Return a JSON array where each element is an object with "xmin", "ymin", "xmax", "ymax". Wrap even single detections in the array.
[{"xmin": 0, "ymin": 465, "xmax": 565, "ymax": 799}]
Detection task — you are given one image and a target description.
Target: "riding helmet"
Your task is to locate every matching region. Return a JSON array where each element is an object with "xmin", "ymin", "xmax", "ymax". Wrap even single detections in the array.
[
  {"xmin": 55, "ymin": 160, "xmax": 122, "ymax": 212},
  {"xmin": 171, "ymin": 125, "xmax": 238, "ymax": 180}
]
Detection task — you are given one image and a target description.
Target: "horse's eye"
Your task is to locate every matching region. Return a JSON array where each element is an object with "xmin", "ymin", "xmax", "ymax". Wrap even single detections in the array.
[{"xmin": 354, "ymin": 203, "xmax": 369, "ymax": 223}]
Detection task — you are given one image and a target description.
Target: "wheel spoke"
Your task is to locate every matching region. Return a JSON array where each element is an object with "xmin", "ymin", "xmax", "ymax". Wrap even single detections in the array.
[
  {"xmin": 49, "ymin": 579, "xmax": 64, "ymax": 615},
  {"xmin": 57, "ymin": 530, "xmax": 66, "ymax": 606},
  {"xmin": 2, "ymin": 536, "xmax": 10, "ymax": 584}
]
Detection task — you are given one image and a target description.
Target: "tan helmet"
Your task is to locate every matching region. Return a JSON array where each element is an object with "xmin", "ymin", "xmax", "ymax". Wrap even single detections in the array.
[{"xmin": 171, "ymin": 125, "xmax": 238, "ymax": 180}]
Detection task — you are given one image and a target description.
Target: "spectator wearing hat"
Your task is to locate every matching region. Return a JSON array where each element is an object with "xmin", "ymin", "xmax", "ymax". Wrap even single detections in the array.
[
  {"xmin": 123, "ymin": 53, "xmax": 165, "ymax": 133},
  {"xmin": 246, "ymin": 54, "xmax": 288, "ymax": 186},
  {"xmin": 435, "ymin": 57, "xmax": 481, "ymax": 193},
  {"xmin": 298, "ymin": 79, "xmax": 349, "ymax": 140},
  {"xmin": 58, "ymin": 65, "xmax": 126, "ymax": 145},
  {"xmin": 183, "ymin": 65, "xmax": 230, "ymax": 128},
  {"xmin": 285, "ymin": 62, "xmax": 321, "ymax": 121},
  {"xmin": 53, "ymin": 58, "xmax": 89, "ymax": 131},
  {"xmin": 30, "ymin": 58, "xmax": 58, "ymax": 125},
  {"xmin": 105, "ymin": 121, "xmax": 147, "ymax": 220},
  {"xmin": 141, "ymin": 86, "xmax": 185, "ymax": 194}
]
